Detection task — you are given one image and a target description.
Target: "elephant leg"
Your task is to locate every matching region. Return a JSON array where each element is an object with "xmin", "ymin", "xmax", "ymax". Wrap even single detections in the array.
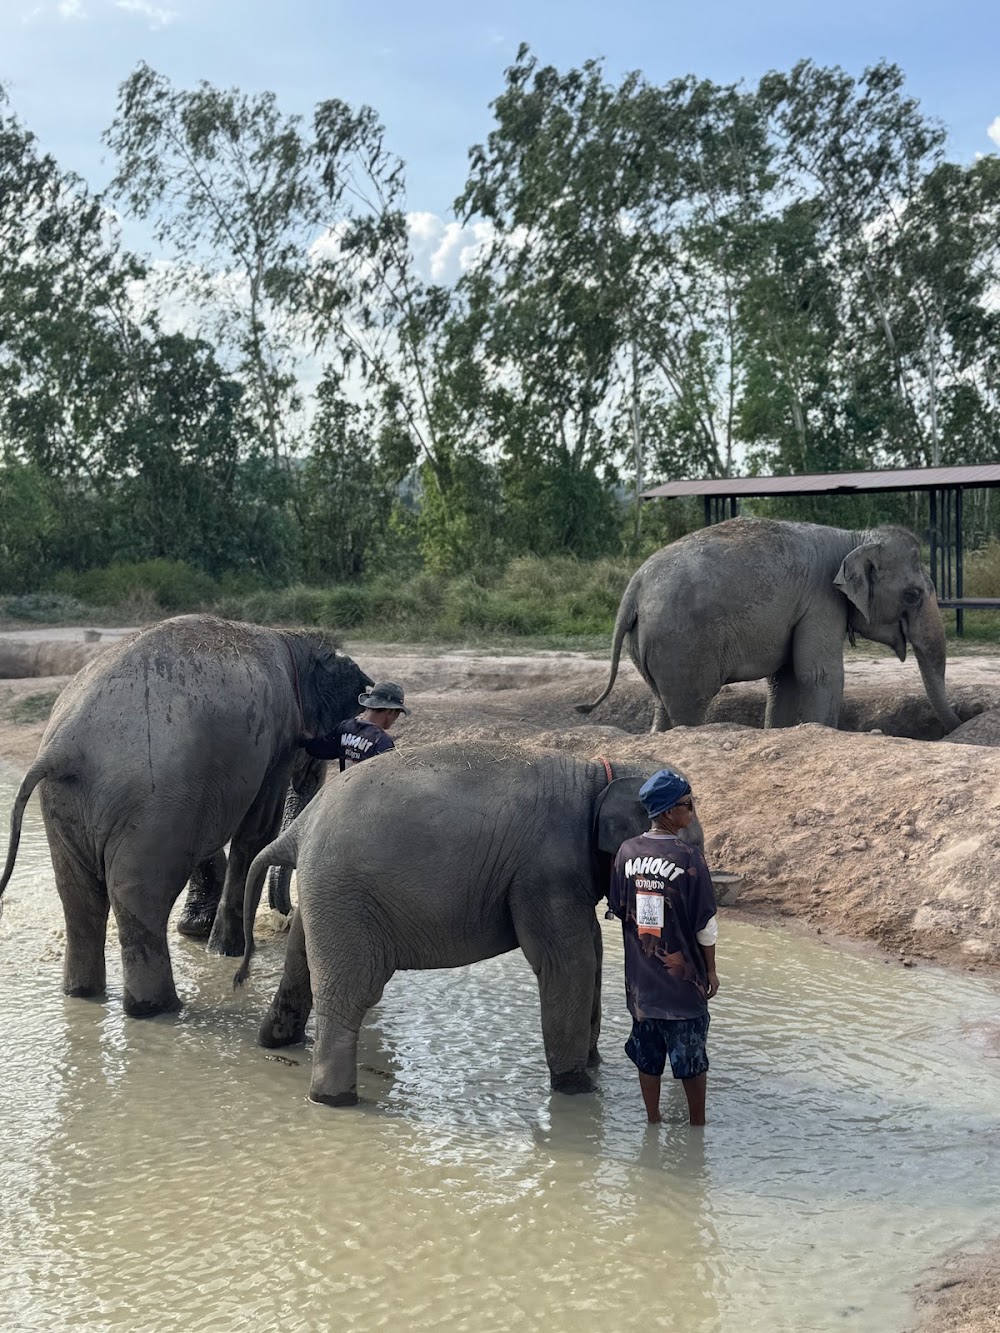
[
  {"xmin": 49, "ymin": 838, "xmax": 110, "ymax": 1000},
  {"xmin": 108, "ymin": 875, "xmax": 184, "ymax": 1017},
  {"xmin": 176, "ymin": 849, "xmax": 227, "ymax": 938},
  {"xmin": 208, "ymin": 782, "xmax": 288, "ymax": 957},
  {"xmin": 258, "ymin": 908, "xmax": 312, "ymax": 1048},
  {"xmin": 793, "ymin": 622, "xmax": 845, "ymax": 727},
  {"xmin": 309, "ymin": 974, "xmax": 392, "ymax": 1108},
  {"xmin": 641, "ymin": 639, "xmax": 716, "ymax": 729},
  {"xmin": 588, "ymin": 912, "xmax": 603, "ymax": 1068},
  {"xmin": 207, "ymin": 841, "xmax": 254, "ymax": 956},
  {"xmin": 266, "ymin": 864, "xmax": 294, "ymax": 918},
  {"xmin": 514, "ymin": 900, "xmax": 597, "ymax": 1094},
  {"xmin": 266, "ymin": 787, "xmax": 302, "ymax": 916},
  {"xmin": 764, "ymin": 665, "xmax": 799, "ymax": 728}
]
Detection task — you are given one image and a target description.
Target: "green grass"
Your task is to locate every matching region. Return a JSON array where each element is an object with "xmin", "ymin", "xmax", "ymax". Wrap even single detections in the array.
[
  {"xmin": 5, "ymin": 545, "xmax": 1000, "ymax": 651},
  {"xmin": 3, "ymin": 691, "xmax": 61, "ymax": 724}
]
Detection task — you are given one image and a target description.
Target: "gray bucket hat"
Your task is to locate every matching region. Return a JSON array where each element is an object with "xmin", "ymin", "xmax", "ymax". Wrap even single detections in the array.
[{"xmin": 358, "ymin": 681, "xmax": 409, "ymax": 715}]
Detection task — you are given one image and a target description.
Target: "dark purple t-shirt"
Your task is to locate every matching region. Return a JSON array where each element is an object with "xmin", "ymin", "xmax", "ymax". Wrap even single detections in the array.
[
  {"xmin": 609, "ymin": 832, "xmax": 717, "ymax": 1021},
  {"xmin": 303, "ymin": 718, "xmax": 395, "ymax": 770}
]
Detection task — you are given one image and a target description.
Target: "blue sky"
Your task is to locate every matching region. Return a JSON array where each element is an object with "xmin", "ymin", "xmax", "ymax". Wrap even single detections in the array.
[{"xmin": 2, "ymin": 0, "xmax": 997, "ymax": 259}]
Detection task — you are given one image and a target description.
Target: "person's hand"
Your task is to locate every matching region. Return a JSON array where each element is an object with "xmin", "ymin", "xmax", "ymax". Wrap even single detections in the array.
[{"xmin": 706, "ymin": 970, "xmax": 720, "ymax": 999}]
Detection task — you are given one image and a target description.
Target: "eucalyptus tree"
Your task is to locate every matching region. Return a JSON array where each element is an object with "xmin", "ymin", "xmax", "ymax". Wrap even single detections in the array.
[
  {"xmin": 758, "ymin": 60, "xmax": 950, "ymax": 464},
  {"xmin": 454, "ymin": 48, "xmax": 668, "ymax": 555},
  {"xmin": 105, "ymin": 66, "xmax": 387, "ymax": 466},
  {"xmin": 0, "ymin": 85, "xmax": 150, "ymax": 574}
]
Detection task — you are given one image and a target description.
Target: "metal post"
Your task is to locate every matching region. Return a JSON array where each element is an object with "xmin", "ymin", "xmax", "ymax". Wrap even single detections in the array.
[
  {"xmin": 956, "ymin": 487, "xmax": 964, "ymax": 638},
  {"xmin": 704, "ymin": 496, "xmax": 712, "ymax": 528},
  {"xmin": 730, "ymin": 495, "xmax": 738, "ymax": 518},
  {"xmin": 929, "ymin": 488, "xmax": 938, "ymax": 593}
]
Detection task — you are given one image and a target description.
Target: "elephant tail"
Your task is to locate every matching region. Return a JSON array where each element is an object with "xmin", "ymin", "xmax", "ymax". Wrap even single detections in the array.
[
  {"xmin": 0, "ymin": 758, "xmax": 51, "ymax": 911},
  {"xmin": 575, "ymin": 578, "xmax": 638, "ymax": 715},
  {"xmin": 233, "ymin": 825, "xmax": 300, "ymax": 990}
]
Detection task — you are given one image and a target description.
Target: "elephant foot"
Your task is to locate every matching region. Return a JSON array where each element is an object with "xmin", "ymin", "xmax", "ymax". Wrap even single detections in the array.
[
  {"xmin": 587, "ymin": 1046, "xmax": 602, "ymax": 1068},
  {"xmin": 63, "ymin": 982, "xmax": 107, "ymax": 1000},
  {"xmin": 123, "ymin": 989, "xmax": 182, "ymax": 1018},
  {"xmin": 258, "ymin": 1011, "xmax": 307, "ymax": 1049},
  {"xmin": 309, "ymin": 1088, "xmax": 359, "ymax": 1108},
  {"xmin": 176, "ymin": 907, "xmax": 216, "ymax": 939},
  {"xmin": 207, "ymin": 919, "xmax": 245, "ymax": 958},
  {"xmin": 550, "ymin": 1068, "xmax": 595, "ymax": 1095}
]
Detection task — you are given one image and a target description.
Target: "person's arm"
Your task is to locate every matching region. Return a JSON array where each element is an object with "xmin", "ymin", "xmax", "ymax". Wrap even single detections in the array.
[
  {"xmin": 690, "ymin": 849, "xmax": 719, "ymax": 998},
  {"xmin": 301, "ymin": 731, "xmax": 342, "ymax": 761},
  {"xmin": 698, "ymin": 938, "xmax": 719, "ymax": 998}
]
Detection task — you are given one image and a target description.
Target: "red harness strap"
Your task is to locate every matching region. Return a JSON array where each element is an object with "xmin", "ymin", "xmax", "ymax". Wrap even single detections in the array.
[{"xmin": 594, "ymin": 754, "xmax": 614, "ymax": 786}]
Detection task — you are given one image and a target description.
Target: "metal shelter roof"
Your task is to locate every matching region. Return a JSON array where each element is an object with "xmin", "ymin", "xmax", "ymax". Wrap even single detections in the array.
[{"xmin": 642, "ymin": 464, "xmax": 1000, "ymax": 500}]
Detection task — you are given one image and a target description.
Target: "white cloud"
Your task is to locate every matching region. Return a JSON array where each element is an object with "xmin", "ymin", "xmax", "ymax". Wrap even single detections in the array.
[
  {"xmin": 114, "ymin": 0, "xmax": 177, "ymax": 27},
  {"xmin": 988, "ymin": 117, "xmax": 1000, "ymax": 150},
  {"xmin": 406, "ymin": 212, "xmax": 492, "ymax": 284},
  {"xmin": 35, "ymin": 0, "xmax": 177, "ymax": 23},
  {"xmin": 309, "ymin": 212, "xmax": 494, "ymax": 288}
]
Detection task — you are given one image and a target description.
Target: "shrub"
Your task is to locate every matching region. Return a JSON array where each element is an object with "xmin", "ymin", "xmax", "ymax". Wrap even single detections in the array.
[
  {"xmin": 62, "ymin": 560, "xmax": 219, "ymax": 612},
  {"xmin": 2, "ymin": 592, "xmax": 89, "ymax": 623}
]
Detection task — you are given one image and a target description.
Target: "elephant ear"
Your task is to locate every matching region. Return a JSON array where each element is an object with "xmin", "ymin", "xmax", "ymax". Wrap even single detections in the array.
[
  {"xmin": 834, "ymin": 542, "xmax": 881, "ymax": 623},
  {"xmin": 594, "ymin": 777, "xmax": 647, "ymax": 854}
]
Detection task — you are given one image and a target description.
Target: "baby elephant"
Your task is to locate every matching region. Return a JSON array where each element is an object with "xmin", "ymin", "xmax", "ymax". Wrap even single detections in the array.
[{"xmin": 234, "ymin": 742, "xmax": 702, "ymax": 1107}]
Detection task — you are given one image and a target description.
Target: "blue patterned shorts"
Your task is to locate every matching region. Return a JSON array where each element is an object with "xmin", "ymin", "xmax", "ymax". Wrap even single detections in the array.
[{"xmin": 625, "ymin": 1013, "xmax": 710, "ymax": 1080}]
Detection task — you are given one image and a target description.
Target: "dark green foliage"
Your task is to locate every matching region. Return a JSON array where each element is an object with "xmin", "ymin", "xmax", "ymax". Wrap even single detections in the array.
[{"xmin": 1, "ymin": 57, "xmax": 999, "ymax": 617}]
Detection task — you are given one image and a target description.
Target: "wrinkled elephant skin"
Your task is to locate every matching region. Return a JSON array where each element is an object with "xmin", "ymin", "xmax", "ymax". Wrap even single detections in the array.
[
  {"xmin": 578, "ymin": 518, "xmax": 961, "ymax": 734},
  {"xmin": 0, "ymin": 614, "xmax": 372, "ymax": 1018},
  {"xmin": 234, "ymin": 743, "xmax": 703, "ymax": 1106}
]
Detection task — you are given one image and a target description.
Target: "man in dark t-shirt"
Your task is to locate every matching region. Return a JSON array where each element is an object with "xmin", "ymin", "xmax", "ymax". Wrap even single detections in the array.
[
  {"xmin": 301, "ymin": 680, "xmax": 408, "ymax": 771},
  {"xmin": 609, "ymin": 766, "xmax": 719, "ymax": 1127}
]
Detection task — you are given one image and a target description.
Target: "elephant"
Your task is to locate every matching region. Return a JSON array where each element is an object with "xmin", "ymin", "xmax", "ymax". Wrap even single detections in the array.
[
  {"xmin": 264, "ymin": 752, "xmax": 326, "ymax": 917},
  {"xmin": 179, "ymin": 751, "xmax": 328, "ymax": 932},
  {"xmin": 233, "ymin": 742, "xmax": 704, "ymax": 1107},
  {"xmin": 0, "ymin": 614, "xmax": 373, "ymax": 1017},
  {"xmin": 577, "ymin": 517, "xmax": 962, "ymax": 734}
]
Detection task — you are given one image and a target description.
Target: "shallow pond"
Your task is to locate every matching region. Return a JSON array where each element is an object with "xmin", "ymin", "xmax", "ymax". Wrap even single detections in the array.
[{"xmin": 1, "ymin": 767, "xmax": 998, "ymax": 1332}]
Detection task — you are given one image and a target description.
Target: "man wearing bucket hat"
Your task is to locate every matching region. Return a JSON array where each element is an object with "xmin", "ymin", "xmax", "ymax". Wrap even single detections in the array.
[
  {"xmin": 301, "ymin": 681, "xmax": 409, "ymax": 771},
  {"xmin": 607, "ymin": 767, "xmax": 719, "ymax": 1127}
]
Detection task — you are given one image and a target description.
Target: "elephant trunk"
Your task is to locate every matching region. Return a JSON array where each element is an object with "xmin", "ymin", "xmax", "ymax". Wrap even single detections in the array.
[{"xmin": 908, "ymin": 595, "xmax": 962, "ymax": 734}]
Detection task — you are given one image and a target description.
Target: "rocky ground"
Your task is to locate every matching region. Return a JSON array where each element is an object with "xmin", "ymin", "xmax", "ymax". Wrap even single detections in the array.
[{"xmin": 2, "ymin": 625, "xmax": 1000, "ymax": 1329}]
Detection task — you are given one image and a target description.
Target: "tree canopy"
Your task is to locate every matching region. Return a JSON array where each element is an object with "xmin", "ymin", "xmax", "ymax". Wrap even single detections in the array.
[{"xmin": 2, "ymin": 53, "xmax": 998, "ymax": 593}]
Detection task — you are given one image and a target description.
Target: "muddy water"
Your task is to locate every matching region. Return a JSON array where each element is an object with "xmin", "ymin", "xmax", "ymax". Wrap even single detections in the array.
[{"xmin": 1, "ymin": 769, "xmax": 999, "ymax": 1333}]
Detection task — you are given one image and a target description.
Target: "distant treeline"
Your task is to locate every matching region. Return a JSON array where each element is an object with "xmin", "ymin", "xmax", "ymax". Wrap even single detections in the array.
[{"xmin": 1, "ymin": 51, "xmax": 999, "ymax": 596}]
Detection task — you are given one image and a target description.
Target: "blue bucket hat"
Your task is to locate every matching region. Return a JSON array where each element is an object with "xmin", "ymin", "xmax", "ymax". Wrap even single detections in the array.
[{"xmin": 638, "ymin": 768, "xmax": 692, "ymax": 819}]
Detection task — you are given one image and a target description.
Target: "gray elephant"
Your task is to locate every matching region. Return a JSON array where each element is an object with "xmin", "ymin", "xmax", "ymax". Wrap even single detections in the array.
[
  {"xmin": 0, "ymin": 614, "xmax": 372, "ymax": 1017},
  {"xmin": 578, "ymin": 517, "xmax": 961, "ymax": 733},
  {"xmin": 233, "ymin": 743, "xmax": 703, "ymax": 1107}
]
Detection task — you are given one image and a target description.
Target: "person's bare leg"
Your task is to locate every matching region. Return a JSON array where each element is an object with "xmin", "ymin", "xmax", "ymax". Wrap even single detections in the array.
[
  {"xmin": 638, "ymin": 1072, "xmax": 662, "ymax": 1124},
  {"xmin": 682, "ymin": 1073, "xmax": 707, "ymax": 1126}
]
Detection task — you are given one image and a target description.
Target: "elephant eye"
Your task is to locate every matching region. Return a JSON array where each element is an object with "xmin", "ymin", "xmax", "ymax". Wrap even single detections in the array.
[{"xmin": 902, "ymin": 586, "xmax": 923, "ymax": 608}]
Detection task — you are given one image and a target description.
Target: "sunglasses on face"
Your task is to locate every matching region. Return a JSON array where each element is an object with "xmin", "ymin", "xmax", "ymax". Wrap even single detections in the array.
[{"xmin": 673, "ymin": 798, "xmax": 695, "ymax": 810}]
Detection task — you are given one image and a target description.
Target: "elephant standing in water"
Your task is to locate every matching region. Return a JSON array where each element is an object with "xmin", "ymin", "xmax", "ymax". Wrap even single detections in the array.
[
  {"xmin": 578, "ymin": 518, "xmax": 962, "ymax": 734},
  {"xmin": 234, "ymin": 743, "xmax": 704, "ymax": 1107},
  {"xmin": 0, "ymin": 615, "xmax": 372, "ymax": 1017}
]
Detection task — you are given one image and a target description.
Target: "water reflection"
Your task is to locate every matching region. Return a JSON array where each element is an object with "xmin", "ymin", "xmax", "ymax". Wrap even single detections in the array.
[{"xmin": 1, "ymin": 769, "xmax": 998, "ymax": 1332}]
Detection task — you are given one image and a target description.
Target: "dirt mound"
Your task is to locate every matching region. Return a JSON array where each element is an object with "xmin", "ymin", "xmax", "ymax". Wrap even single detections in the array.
[
  {"xmin": 909, "ymin": 1241, "xmax": 1000, "ymax": 1331},
  {"xmin": 947, "ymin": 709, "xmax": 1000, "ymax": 749}
]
